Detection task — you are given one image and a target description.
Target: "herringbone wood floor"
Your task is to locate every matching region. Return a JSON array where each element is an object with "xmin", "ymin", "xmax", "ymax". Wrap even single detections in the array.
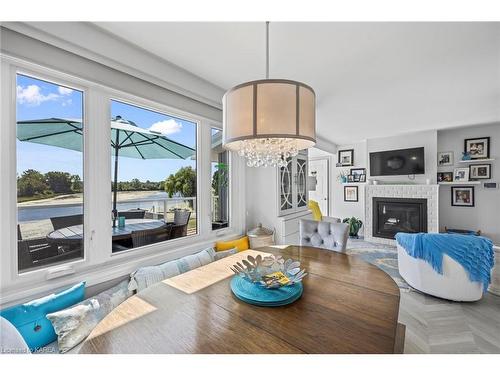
[{"xmin": 399, "ymin": 289, "xmax": 500, "ymax": 353}]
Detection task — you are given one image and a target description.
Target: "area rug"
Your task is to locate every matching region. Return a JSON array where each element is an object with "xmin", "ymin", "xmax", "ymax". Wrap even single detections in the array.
[{"xmin": 346, "ymin": 238, "xmax": 410, "ymax": 291}]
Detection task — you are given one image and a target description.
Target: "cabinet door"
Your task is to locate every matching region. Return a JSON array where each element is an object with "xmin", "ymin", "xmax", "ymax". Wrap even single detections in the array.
[
  {"xmin": 278, "ymin": 157, "xmax": 294, "ymax": 216},
  {"xmin": 295, "ymin": 154, "xmax": 308, "ymax": 210}
]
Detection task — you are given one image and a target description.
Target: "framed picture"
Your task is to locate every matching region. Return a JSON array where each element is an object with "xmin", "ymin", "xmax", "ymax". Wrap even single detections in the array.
[
  {"xmin": 350, "ymin": 168, "xmax": 366, "ymax": 176},
  {"xmin": 437, "ymin": 151, "xmax": 454, "ymax": 166},
  {"xmin": 469, "ymin": 164, "xmax": 491, "ymax": 180},
  {"xmin": 451, "ymin": 186, "xmax": 475, "ymax": 207},
  {"xmin": 344, "ymin": 186, "xmax": 358, "ymax": 202},
  {"xmin": 347, "ymin": 174, "xmax": 355, "ymax": 182},
  {"xmin": 437, "ymin": 172, "xmax": 453, "ymax": 183},
  {"xmin": 338, "ymin": 149, "xmax": 354, "ymax": 166},
  {"xmin": 453, "ymin": 167, "xmax": 469, "ymax": 182},
  {"xmin": 359, "ymin": 174, "xmax": 366, "ymax": 182},
  {"xmin": 464, "ymin": 137, "xmax": 490, "ymax": 159}
]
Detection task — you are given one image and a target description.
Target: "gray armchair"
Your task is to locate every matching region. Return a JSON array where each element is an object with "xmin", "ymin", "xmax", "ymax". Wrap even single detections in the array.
[{"xmin": 299, "ymin": 219, "xmax": 349, "ymax": 252}]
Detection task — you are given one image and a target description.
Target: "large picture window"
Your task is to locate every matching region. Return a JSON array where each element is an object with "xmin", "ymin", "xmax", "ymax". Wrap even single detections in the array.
[
  {"xmin": 109, "ymin": 100, "xmax": 197, "ymax": 252},
  {"xmin": 211, "ymin": 128, "xmax": 229, "ymax": 230},
  {"xmin": 16, "ymin": 74, "xmax": 84, "ymax": 272}
]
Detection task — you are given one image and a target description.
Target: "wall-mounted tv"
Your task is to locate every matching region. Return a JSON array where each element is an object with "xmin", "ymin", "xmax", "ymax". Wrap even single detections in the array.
[{"xmin": 369, "ymin": 147, "xmax": 425, "ymax": 176}]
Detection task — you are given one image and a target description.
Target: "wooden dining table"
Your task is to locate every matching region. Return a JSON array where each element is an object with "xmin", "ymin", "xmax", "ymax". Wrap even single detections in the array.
[
  {"xmin": 79, "ymin": 246, "xmax": 403, "ymax": 354},
  {"xmin": 46, "ymin": 219, "xmax": 166, "ymax": 245}
]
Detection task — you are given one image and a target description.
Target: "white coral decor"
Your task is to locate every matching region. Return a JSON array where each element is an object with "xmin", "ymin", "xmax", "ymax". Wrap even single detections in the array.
[{"xmin": 230, "ymin": 254, "xmax": 307, "ymax": 289}]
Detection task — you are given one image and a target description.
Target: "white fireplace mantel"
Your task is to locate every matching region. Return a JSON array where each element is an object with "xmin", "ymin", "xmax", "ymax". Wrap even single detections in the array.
[{"xmin": 365, "ymin": 184, "xmax": 440, "ymax": 244}]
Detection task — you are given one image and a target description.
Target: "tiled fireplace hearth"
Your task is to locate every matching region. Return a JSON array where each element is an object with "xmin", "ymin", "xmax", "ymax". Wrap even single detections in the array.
[{"xmin": 365, "ymin": 184, "xmax": 439, "ymax": 244}]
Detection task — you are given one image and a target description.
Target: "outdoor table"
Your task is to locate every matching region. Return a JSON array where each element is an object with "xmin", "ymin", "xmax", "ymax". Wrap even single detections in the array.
[{"xmin": 46, "ymin": 219, "xmax": 166, "ymax": 246}]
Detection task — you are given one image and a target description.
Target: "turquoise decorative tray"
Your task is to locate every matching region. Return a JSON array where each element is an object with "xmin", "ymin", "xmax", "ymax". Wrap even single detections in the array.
[{"xmin": 230, "ymin": 275, "xmax": 303, "ymax": 307}]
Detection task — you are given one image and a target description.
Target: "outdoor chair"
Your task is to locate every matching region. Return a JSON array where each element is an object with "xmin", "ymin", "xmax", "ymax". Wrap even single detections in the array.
[
  {"xmin": 17, "ymin": 238, "xmax": 81, "ymax": 271},
  {"xmin": 50, "ymin": 214, "xmax": 83, "ymax": 230},
  {"xmin": 131, "ymin": 225, "xmax": 172, "ymax": 248},
  {"xmin": 168, "ymin": 209, "xmax": 191, "ymax": 239},
  {"xmin": 118, "ymin": 209, "xmax": 146, "ymax": 219}
]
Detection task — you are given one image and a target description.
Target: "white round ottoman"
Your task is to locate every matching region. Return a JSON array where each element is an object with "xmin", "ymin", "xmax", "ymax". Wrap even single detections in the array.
[{"xmin": 397, "ymin": 244, "xmax": 484, "ymax": 301}]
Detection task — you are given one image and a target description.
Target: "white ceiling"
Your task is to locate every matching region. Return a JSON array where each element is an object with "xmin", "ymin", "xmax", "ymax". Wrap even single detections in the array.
[{"xmin": 95, "ymin": 22, "xmax": 500, "ymax": 144}]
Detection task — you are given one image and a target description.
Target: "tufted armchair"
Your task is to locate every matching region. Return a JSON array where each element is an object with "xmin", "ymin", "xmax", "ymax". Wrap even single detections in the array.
[{"xmin": 299, "ymin": 219, "xmax": 349, "ymax": 252}]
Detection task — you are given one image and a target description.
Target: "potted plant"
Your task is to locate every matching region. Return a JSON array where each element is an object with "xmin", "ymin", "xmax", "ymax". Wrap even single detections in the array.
[{"xmin": 342, "ymin": 217, "xmax": 363, "ymax": 238}]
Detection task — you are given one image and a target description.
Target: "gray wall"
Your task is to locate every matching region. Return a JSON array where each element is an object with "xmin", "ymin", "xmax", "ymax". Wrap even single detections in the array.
[{"xmin": 438, "ymin": 123, "xmax": 500, "ymax": 244}]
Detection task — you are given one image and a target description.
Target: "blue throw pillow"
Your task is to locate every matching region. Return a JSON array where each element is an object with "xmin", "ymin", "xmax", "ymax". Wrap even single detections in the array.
[{"xmin": 0, "ymin": 282, "xmax": 85, "ymax": 351}]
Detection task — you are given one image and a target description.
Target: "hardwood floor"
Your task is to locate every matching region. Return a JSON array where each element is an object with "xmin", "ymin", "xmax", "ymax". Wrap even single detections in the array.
[{"xmin": 399, "ymin": 289, "xmax": 500, "ymax": 353}]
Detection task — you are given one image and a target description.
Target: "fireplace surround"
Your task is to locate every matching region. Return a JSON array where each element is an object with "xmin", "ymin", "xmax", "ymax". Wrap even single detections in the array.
[{"xmin": 365, "ymin": 184, "xmax": 439, "ymax": 244}]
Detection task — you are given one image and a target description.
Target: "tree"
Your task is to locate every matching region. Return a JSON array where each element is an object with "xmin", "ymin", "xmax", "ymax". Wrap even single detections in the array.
[
  {"xmin": 17, "ymin": 169, "xmax": 48, "ymax": 197},
  {"xmin": 45, "ymin": 171, "xmax": 73, "ymax": 194},
  {"xmin": 211, "ymin": 162, "xmax": 228, "ymax": 195},
  {"xmin": 164, "ymin": 167, "xmax": 196, "ymax": 208},
  {"xmin": 71, "ymin": 174, "xmax": 83, "ymax": 192},
  {"xmin": 130, "ymin": 178, "xmax": 141, "ymax": 190}
]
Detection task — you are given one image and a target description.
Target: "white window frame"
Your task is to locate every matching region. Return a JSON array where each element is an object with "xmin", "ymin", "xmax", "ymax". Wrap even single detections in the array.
[
  {"xmin": 0, "ymin": 54, "xmax": 246, "ymax": 306},
  {"xmin": 210, "ymin": 126, "xmax": 231, "ymax": 233}
]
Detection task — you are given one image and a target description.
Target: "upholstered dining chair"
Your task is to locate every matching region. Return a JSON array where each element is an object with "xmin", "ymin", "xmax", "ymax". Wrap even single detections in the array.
[{"xmin": 299, "ymin": 219, "xmax": 349, "ymax": 252}]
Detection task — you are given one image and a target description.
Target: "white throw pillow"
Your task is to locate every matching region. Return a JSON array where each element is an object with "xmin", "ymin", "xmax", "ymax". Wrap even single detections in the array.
[
  {"xmin": 46, "ymin": 280, "xmax": 132, "ymax": 353},
  {"xmin": 128, "ymin": 248, "xmax": 216, "ymax": 292},
  {"xmin": 0, "ymin": 316, "xmax": 30, "ymax": 354}
]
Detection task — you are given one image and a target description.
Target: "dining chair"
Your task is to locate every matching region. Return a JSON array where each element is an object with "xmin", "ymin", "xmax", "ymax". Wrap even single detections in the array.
[
  {"xmin": 169, "ymin": 210, "xmax": 191, "ymax": 239},
  {"xmin": 131, "ymin": 225, "xmax": 172, "ymax": 248},
  {"xmin": 299, "ymin": 219, "xmax": 349, "ymax": 252},
  {"xmin": 50, "ymin": 214, "xmax": 83, "ymax": 230},
  {"xmin": 118, "ymin": 209, "xmax": 146, "ymax": 219}
]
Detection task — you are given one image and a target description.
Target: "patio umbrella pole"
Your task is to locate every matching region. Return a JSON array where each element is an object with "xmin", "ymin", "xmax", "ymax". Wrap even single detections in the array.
[{"xmin": 112, "ymin": 130, "xmax": 120, "ymax": 228}]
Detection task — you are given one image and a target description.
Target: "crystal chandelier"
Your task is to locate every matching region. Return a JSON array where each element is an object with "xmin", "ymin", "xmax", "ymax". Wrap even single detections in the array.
[{"xmin": 222, "ymin": 22, "xmax": 316, "ymax": 168}]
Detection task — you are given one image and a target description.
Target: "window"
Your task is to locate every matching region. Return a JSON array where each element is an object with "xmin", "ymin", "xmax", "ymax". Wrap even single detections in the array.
[
  {"xmin": 16, "ymin": 74, "xmax": 84, "ymax": 272},
  {"xmin": 110, "ymin": 100, "xmax": 197, "ymax": 252},
  {"xmin": 211, "ymin": 128, "xmax": 229, "ymax": 230}
]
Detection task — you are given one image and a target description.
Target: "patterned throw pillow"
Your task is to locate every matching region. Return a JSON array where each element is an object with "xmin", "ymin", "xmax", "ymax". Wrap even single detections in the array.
[
  {"xmin": 46, "ymin": 280, "xmax": 132, "ymax": 353},
  {"xmin": 128, "ymin": 248, "xmax": 216, "ymax": 292},
  {"xmin": 214, "ymin": 247, "xmax": 238, "ymax": 261}
]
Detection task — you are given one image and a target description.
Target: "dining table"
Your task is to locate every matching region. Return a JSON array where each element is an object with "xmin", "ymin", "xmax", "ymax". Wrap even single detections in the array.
[
  {"xmin": 79, "ymin": 245, "xmax": 404, "ymax": 354},
  {"xmin": 46, "ymin": 219, "xmax": 166, "ymax": 246}
]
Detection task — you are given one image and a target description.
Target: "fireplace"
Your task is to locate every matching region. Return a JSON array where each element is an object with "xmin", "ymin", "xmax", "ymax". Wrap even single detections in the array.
[{"xmin": 372, "ymin": 197, "xmax": 427, "ymax": 239}]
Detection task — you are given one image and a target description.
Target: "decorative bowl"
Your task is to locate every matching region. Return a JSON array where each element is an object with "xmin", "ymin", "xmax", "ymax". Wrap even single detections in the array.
[{"xmin": 230, "ymin": 254, "xmax": 307, "ymax": 289}]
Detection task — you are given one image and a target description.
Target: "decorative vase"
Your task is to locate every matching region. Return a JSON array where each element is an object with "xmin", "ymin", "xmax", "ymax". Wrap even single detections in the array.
[
  {"xmin": 462, "ymin": 152, "xmax": 471, "ymax": 161},
  {"xmin": 341, "ymin": 176, "xmax": 347, "ymax": 183}
]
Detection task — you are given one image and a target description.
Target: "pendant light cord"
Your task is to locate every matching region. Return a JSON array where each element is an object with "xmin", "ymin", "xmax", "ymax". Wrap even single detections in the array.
[{"xmin": 266, "ymin": 21, "xmax": 270, "ymax": 79}]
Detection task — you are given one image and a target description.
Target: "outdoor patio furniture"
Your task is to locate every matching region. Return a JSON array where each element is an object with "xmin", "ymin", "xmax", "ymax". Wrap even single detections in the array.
[
  {"xmin": 50, "ymin": 214, "xmax": 83, "ymax": 230},
  {"xmin": 18, "ymin": 238, "xmax": 81, "ymax": 271},
  {"xmin": 46, "ymin": 219, "xmax": 168, "ymax": 253},
  {"xmin": 131, "ymin": 225, "xmax": 172, "ymax": 248},
  {"xmin": 118, "ymin": 209, "xmax": 146, "ymax": 219},
  {"xmin": 167, "ymin": 209, "xmax": 191, "ymax": 239}
]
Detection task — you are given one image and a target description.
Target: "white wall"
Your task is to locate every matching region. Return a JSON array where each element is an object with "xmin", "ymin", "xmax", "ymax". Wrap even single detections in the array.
[
  {"xmin": 438, "ymin": 123, "xmax": 500, "ymax": 244},
  {"xmin": 331, "ymin": 141, "xmax": 367, "ymax": 232}
]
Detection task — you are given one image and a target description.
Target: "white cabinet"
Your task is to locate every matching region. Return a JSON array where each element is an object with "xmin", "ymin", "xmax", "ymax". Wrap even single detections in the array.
[
  {"xmin": 245, "ymin": 151, "xmax": 310, "ymax": 246},
  {"xmin": 278, "ymin": 152, "xmax": 308, "ymax": 216}
]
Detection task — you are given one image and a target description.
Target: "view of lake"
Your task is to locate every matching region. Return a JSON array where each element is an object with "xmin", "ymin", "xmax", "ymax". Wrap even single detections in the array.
[{"xmin": 18, "ymin": 191, "xmax": 191, "ymax": 222}]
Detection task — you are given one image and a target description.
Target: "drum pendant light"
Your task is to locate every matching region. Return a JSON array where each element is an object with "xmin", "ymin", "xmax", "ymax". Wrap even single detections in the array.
[{"xmin": 222, "ymin": 22, "xmax": 316, "ymax": 167}]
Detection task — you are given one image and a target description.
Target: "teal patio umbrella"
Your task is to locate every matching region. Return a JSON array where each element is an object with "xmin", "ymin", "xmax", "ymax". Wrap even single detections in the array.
[{"xmin": 17, "ymin": 116, "xmax": 195, "ymax": 226}]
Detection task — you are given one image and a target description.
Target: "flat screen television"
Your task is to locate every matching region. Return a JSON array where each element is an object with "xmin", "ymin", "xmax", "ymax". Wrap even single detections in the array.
[{"xmin": 369, "ymin": 147, "xmax": 425, "ymax": 176}]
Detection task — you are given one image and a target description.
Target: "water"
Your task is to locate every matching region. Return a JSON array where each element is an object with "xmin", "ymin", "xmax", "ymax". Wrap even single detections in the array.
[{"xmin": 18, "ymin": 191, "xmax": 192, "ymax": 222}]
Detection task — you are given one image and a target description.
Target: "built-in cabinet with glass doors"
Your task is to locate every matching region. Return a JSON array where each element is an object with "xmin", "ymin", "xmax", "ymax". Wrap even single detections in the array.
[{"xmin": 278, "ymin": 151, "xmax": 308, "ymax": 216}]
